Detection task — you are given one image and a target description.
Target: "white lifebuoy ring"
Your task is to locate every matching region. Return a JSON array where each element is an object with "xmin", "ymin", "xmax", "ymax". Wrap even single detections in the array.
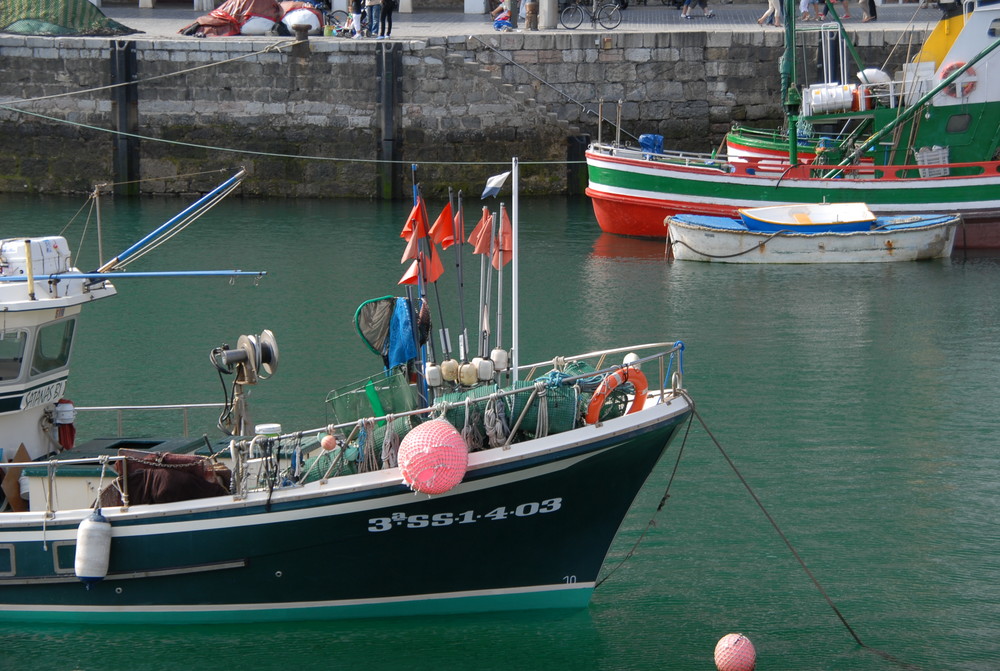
[
  {"xmin": 940, "ymin": 62, "xmax": 977, "ymax": 98},
  {"xmin": 585, "ymin": 367, "xmax": 648, "ymax": 424}
]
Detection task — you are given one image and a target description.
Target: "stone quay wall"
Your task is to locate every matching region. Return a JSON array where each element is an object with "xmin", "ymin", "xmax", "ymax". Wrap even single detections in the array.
[{"xmin": 0, "ymin": 28, "xmax": 927, "ymax": 198}]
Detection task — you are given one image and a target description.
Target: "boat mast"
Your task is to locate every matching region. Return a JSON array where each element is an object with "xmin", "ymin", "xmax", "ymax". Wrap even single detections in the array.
[
  {"xmin": 511, "ymin": 157, "xmax": 519, "ymax": 383},
  {"xmin": 783, "ymin": 0, "xmax": 800, "ymax": 166}
]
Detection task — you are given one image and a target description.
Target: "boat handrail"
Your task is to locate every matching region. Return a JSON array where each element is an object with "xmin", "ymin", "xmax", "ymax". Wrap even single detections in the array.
[
  {"xmin": 272, "ymin": 342, "xmax": 685, "ymax": 446},
  {"xmin": 75, "ymin": 402, "xmax": 227, "ymax": 438}
]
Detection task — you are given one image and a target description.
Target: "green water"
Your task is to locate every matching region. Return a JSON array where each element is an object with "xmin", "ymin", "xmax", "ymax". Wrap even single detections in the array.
[{"xmin": 1, "ymin": 192, "xmax": 998, "ymax": 670}]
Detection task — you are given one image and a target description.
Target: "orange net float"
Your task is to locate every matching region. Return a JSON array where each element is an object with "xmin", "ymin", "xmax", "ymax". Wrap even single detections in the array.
[{"xmin": 585, "ymin": 367, "xmax": 649, "ymax": 424}]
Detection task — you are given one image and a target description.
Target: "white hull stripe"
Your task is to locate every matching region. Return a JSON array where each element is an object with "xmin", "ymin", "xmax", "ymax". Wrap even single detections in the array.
[{"xmin": 0, "ymin": 581, "xmax": 595, "ymax": 614}]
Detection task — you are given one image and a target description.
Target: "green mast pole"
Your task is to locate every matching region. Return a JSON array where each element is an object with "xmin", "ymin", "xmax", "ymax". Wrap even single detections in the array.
[{"xmin": 782, "ymin": 0, "xmax": 800, "ymax": 166}]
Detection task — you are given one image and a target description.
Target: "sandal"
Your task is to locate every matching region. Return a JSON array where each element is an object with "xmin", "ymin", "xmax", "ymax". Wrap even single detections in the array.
[{"xmin": 841, "ymin": 13, "xmax": 852, "ymax": 18}]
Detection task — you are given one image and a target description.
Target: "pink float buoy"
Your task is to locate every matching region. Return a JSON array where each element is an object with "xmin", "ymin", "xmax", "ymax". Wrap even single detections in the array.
[
  {"xmin": 714, "ymin": 633, "xmax": 756, "ymax": 671},
  {"xmin": 397, "ymin": 420, "xmax": 469, "ymax": 495}
]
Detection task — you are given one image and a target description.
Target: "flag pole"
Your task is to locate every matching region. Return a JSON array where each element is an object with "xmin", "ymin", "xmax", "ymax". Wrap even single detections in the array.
[
  {"xmin": 511, "ymin": 157, "xmax": 519, "ymax": 383},
  {"xmin": 480, "ymin": 213, "xmax": 496, "ymax": 358},
  {"xmin": 452, "ymin": 189, "xmax": 470, "ymax": 362},
  {"xmin": 409, "ymin": 164, "xmax": 428, "ymax": 405}
]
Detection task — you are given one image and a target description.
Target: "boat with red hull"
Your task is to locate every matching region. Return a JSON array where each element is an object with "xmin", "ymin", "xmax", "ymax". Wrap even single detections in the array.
[{"xmin": 586, "ymin": 1, "xmax": 1000, "ymax": 249}]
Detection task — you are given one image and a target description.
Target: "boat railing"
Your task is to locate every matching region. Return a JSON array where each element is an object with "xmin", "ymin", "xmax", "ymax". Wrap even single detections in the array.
[
  {"xmin": 74, "ymin": 402, "xmax": 227, "ymax": 438},
  {"xmin": 306, "ymin": 340, "xmax": 685, "ymax": 444},
  {"xmin": 6, "ymin": 344, "xmax": 685, "ymax": 511},
  {"xmin": 589, "ymin": 142, "xmax": 729, "ymax": 172}
]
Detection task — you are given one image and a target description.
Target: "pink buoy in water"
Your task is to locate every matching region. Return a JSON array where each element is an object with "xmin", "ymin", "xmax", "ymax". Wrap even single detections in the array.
[
  {"xmin": 714, "ymin": 633, "xmax": 756, "ymax": 671},
  {"xmin": 397, "ymin": 420, "xmax": 468, "ymax": 495}
]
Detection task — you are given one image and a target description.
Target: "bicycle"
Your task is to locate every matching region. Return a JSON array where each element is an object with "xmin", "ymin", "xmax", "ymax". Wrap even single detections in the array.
[
  {"xmin": 560, "ymin": 0, "xmax": 622, "ymax": 29},
  {"xmin": 325, "ymin": 8, "xmax": 369, "ymax": 36}
]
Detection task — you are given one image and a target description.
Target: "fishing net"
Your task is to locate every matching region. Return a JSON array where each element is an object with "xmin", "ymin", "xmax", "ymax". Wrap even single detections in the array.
[
  {"xmin": 325, "ymin": 366, "xmax": 417, "ymax": 426},
  {"xmin": 506, "ymin": 378, "xmax": 578, "ymax": 439},
  {"xmin": 0, "ymin": 0, "xmax": 138, "ymax": 35}
]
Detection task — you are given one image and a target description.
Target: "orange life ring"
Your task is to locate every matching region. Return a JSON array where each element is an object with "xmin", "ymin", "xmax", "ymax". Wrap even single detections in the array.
[
  {"xmin": 585, "ymin": 367, "xmax": 648, "ymax": 424},
  {"xmin": 940, "ymin": 62, "xmax": 976, "ymax": 98}
]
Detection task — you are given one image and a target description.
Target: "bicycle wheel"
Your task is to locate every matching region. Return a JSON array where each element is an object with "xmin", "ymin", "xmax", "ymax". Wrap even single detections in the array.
[
  {"xmin": 327, "ymin": 9, "xmax": 348, "ymax": 28},
  {"xmin": 560, "ymin": 5, "xmax": 585, "ymax": 29},
  {"xmin": 597, "ymin": 3, "xmax": 621, "ymax": 28}
]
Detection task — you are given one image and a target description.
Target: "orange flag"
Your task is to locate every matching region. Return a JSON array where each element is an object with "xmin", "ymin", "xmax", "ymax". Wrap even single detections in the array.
[
  {"xmin": 429, "ymin": 202, "xmax": 454, "ymax": 248},
  {"xmin": 452, "ymin": 202, "xmax": 465, "ymax": 245},
  {"xmin": 399, "ymin": 259, "xmax": 420, "ymax": 285},
  {"xmin": 469, "ymin": 207, "xmax": 492, "ymax": 256},
  {"xmin": 400, "ymin": 228, "xmax": 420, "ymax": 263},
  {"xmin": 399, "ymin": 199, "xmax": 427, "ymax": 239},
  {"xmin": 398, "ymin": 250, "xmax": 445, "ymax": 285},
  {"xmin": 491, "ymin": 204, "xmax": 512, "ymax": 270}
]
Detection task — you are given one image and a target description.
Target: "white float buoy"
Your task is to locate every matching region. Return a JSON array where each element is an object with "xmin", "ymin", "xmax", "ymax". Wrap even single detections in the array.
[
  {"xmin": 714, "ymin": 633, "xmax": 756, "ymax": 671},
  {"xmin": 75, "ymin": 509, "xmax": 112, "ymax": 586}
]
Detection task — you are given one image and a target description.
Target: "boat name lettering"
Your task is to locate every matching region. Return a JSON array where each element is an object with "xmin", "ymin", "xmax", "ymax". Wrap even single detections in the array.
[
  {"xmin": 20, "ymin": 381, "xmax": 66, "ymax": 411},
  {"xmin": 367, "ymin": 498, "xmax": 563, "ymax": 532}
]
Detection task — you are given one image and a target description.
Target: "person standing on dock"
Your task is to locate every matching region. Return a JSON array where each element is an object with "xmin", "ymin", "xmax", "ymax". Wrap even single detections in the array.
[
  {"xmin": 350, "ymin": 0, "xmax": 364, "ymax": 37},
  {"xmin": 379, "ymin": 0, "xmax": 396, "ymax": 37},
  {"xmin": 365, "ymin": 0, "xmax": 382, "ymax": 37}
]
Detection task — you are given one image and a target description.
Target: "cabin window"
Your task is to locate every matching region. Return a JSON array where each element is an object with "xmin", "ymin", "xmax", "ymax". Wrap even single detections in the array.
[
  {"xmin": 30, "ymin": 319, "xmax": 75, "ymax": 377},
  {"xmin": 946, "ymin": 114, "xmax": 971, "ymax": 134},
  {"xmin": 0, "ymin": 330, "xmax": 27, "ymax": 381},
  {"xmin": 0, "ymin": 544, "xmax": 14, "ymax": 576},
  {"xmin": 51, "ymin": 541, "xmax": 76, "ymax": 574},
  {"xmin": 989, "ymin": 19, "xmax": 1000, "ymax": 37}
]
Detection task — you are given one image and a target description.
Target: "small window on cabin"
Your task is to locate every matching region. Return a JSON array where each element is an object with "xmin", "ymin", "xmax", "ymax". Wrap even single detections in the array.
[
  {"xmin": 0, "ymin": 330, "xmax": 27, "ymax": 381},
  {"xmin": 30, "ymin": 319, "xmax": 75, "ymax": 377},
  {"xmin": 989, "ymin": 19, "xmax": 1000, "ymax": 37},
  {"xmin": 0, "ymin": 544, "xmax": 14, "ymax": 576},
  {"xmin": 946, "ymin": 114, "xmax": 971, "ymax": 134}
]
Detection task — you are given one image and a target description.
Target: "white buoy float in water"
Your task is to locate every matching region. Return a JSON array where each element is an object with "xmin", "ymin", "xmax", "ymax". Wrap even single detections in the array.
[
  {"xmin": 74, "ymin": 509, "xmax": 112, "ymax": 587},
  {"xmin": 714, "ymin": 633, "xmax": 757, "ymax": 671}
]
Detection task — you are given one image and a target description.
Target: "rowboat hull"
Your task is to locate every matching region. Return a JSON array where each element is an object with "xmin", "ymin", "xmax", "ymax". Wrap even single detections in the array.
[{"xmin": 667, "ymin": 214, "xmax": 959, "ymax": 263}]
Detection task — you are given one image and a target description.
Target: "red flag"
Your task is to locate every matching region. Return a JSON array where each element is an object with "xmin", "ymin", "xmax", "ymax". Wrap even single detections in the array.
[
  {"xmin": 452, "ymin": 202, "xmax": 466, "ymax": 246},
  {"xmin": 491, "ymin": 204, "xmax": 512, "ymax": 270},
  {"xmin": 429, "ymin": 202, "xmax": 454, "ymax": 248},
  {"xmin": 469, "ymin": 207, "xmax": 492, "ymax": 256},
  {"xmin": 399, "ymin": 199, "xmax": 427, "ymax": 239}
]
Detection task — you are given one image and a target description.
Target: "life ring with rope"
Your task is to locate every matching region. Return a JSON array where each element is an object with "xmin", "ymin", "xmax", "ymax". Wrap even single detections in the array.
[
  {"xmin": 585, "ymin": 367, "xmax": 648, "ymax": 424},
  {"xmin": 940, "ymin": 61, "xmax": 977, "ymax": 98}
]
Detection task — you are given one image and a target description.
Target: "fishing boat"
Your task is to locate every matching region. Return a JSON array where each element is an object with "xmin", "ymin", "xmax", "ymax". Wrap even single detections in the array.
[
  {"xmin": 667, "ymin": 205, "xmax": 960, "ymax": 263},
  {"xmin": 585, "ymin": 0, "xmax": 1000, "ymax": 248},
  {"xmin": 0, "ymin": 162, "xmax": 694, "ymax": 624}
]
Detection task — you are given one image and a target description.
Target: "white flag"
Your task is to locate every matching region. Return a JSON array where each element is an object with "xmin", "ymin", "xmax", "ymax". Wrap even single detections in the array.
[{"xmin": 480, "ymin": 171, "xmax": 511, "ymax": 199}]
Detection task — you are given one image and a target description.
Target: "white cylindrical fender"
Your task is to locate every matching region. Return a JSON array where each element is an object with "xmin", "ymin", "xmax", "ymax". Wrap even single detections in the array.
[{"xmin": 75, "ymin": 510, "xmax": 112, "ymax": 585}]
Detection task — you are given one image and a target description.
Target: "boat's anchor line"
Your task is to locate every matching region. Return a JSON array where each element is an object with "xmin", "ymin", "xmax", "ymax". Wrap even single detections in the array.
[
  {"xmin": 595, "ymin": 405, "xmax": 695, "ymax": 589},
  {"xmin": 691, "ymin": 408, "xmax": 916, "ymax": 668}
]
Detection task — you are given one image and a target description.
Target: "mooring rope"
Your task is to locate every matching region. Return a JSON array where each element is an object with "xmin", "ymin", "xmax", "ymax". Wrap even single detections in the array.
[
  {"xmin": 669, "ymin": 228, "xmax": 791, "ymax": 259},
  {"xmin": 594, "ymin": 409, "xmax": 694, "ymax": 588},
  {"xmin": 690, "ymin": 406, "xmax": 919, "ymax": 669},
  {"xmin": 596, "ymin": 399, "xmax": 919, "ymax": 668}
]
